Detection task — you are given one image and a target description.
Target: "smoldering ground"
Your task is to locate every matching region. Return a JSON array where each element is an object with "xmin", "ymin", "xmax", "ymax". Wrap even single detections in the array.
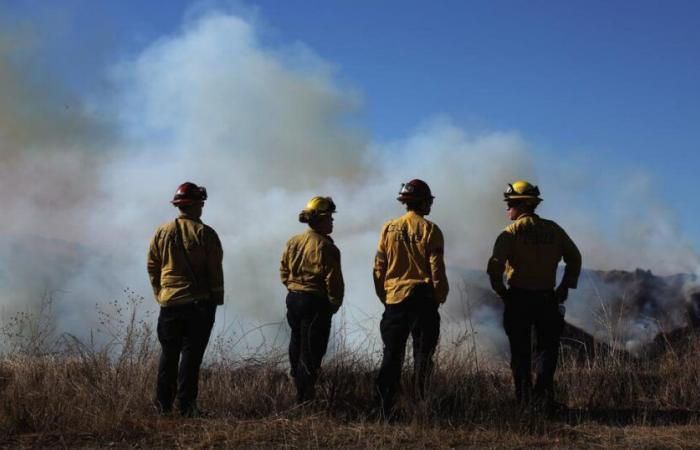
[{"xmin": 1, "ymin": 8, "xmax": 699, "ymax": 357}]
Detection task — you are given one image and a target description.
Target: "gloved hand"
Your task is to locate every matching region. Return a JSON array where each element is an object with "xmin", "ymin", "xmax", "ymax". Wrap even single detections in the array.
[{"xmin": 555, "ymin": 285, "xmax": 569, "ymax": 303}]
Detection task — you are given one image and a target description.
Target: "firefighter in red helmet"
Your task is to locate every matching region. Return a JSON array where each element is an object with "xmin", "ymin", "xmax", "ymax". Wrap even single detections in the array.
[
  {"xmin": 147, "ymin": 182, "xmax": 224, "ymax": 417},
  {"xmin": 373, "ymin": 179, "xmax": 449, "ymax": 417}
]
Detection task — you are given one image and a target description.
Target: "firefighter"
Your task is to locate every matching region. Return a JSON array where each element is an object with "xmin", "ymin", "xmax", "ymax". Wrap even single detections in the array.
[
  {"xmin": 147, "ymin": 182, "xmax": 224, "ymax": 417},
  {"xmin": 373, "ymin": 179, "xmax": 449, "ymax": 416},
  {"xmin": 486, "ymin": 180, "xmax": 581, "ymax": 412},
  {"xmin": 280, "ymin": 196, "xmax": 344, "ymax": 402}
]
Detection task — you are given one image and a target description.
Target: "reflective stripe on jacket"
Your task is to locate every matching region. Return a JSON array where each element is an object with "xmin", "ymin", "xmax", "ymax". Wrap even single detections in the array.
[
  {"xmin": 147, "ymin": 215, "xmax": 224, "ymax": 307},
  {"xmin": 486, "ymin": 213, "xmax": 581, "ymax": 293},
  {"xmin": 373, "ymin": 211, "xmax": 449, "ymax": 305},
  {"xmin": 280, "ymin": 230, "xmax": 344, "ymax": 307}
]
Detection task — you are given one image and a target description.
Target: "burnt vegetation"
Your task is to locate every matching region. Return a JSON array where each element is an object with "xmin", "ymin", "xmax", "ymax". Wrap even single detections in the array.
[{"xmin": 3, "ymin": 271, "xmax": 700, "ymax": 448}]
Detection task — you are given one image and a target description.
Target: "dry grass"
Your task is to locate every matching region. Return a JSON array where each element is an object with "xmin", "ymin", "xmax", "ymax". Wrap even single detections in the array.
[{"xmin": 3, "ymin": 294, "xmax": 700, "ymax": 448}]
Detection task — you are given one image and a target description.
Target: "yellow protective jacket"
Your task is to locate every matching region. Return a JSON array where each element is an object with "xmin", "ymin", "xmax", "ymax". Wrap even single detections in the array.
[
  {"xmin": 373, "ymin": 211, "xmax": 449, "ymax": 305},
  {"xmin": 280, "ymin": 230, "xmax": 344, "ymax": 307},
  {"xmin": 147, "ymin": 215, "xmax": 224, "ymax": 307},
  {"xmin": 486, "ymin": 213, "xmax": 582, "ymax": 294}
]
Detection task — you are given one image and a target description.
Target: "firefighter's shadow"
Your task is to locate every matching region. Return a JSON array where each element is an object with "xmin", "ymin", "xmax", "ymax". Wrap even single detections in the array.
[{"xmin": 556, "ymin": 408, "xmax": 700, "ymax": 426}]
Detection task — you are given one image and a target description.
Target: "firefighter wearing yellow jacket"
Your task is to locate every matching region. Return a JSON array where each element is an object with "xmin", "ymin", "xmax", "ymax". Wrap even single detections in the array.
[
  {"xmin": 280, "ymin": 196, "xmax": 344, "ymax": 402},
  {"xmin": 147, "ymin": 182, "xmax": 224, "ymax": 417},
  {"xmin": 373, "ymin": 179, "xmax": 449, "ymax": 416},
  {"xmin": 487, "ymin": 180, "xmax": 581, "ymax": 411}
]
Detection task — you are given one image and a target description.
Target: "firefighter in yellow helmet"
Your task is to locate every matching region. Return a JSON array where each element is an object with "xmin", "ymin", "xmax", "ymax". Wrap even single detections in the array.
[
  {"xmin": 486, "ymin": 180, "xmax": 581, "ymax": 413},
  {"xmin": 147, "ymin": 182, "xmax": 224, "ymax": 417},
  {"xmin": 373, "ymin": 179, "xmax": 449, "ymax": 417},
  {"xmin": 280, "ymin": 196, "xmax": 344, "ymax": 402}
]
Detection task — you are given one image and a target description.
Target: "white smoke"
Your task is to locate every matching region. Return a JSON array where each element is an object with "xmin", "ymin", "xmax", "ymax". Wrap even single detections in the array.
[{"xmin": 1, "ymin": 9, "xmax": 698, "ymax": 355}]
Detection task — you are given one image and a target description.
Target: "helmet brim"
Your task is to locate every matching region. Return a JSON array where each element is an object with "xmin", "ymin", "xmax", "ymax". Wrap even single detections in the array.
[
  {"xmin": 503, "ymin": 195, "xmax": 542, "ymax": 202},
  {"xmin": 397, "ymin": 195, "xmax": 435, "ymax": 202},
  {"xmin": 301, "ymin": 209, "xmax": 336, "ymax": 216},
  {"xmin": 171, "ymin": 199, "xmax": 204, "ymax": 206}
]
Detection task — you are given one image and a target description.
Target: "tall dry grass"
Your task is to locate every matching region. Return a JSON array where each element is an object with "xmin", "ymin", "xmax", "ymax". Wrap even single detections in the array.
[{"xmin": 3, "ymin": 290, "xmax": 700, "ymax": 447}]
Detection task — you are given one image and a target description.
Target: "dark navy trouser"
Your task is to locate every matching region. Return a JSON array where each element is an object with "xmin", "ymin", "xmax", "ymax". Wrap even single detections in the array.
[
  {"xmin": 375, "ymin": 288, "xmax": 440, "ymax": 413},
  {"xmin": 156, "ymin": 301, "xmax": 216, "ymax": 413},
  {"xmin": 286, "ymin": 291, "xmax": 333, "ymax": 402},
  {"xmin": 503, "ymin": 288, "xmax": 564, "ymax": 404}
]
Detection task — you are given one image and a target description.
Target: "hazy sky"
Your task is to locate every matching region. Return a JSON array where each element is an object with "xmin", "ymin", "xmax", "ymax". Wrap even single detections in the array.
[
  {"xmin": 2, "ymin": 0, "xmax": 699, "ymax": 352},
  {"xmin": 2, "ymin": 0, "xmax": 699, "ymax": 242}
]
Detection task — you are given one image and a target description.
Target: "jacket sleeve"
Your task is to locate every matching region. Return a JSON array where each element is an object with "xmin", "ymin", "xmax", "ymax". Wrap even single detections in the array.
[
  {"xmin": 205, "ymin": 227, "xmax": 225, "ymax": 305},
  {"xmin": 322, "ymin": 243, "xmax": 344, "ymax": 307},
  {"xmin": 280, "ymin": 241, "xmax": 291, "ymax": 287},
  {"xmin": 428, "ymin": 224, "xmax": 449, "ymax": 303},
  {"xmin": 147, "ymin": 231, "xmax": 162, "ymax": 301},
  {"xmin": 372, "ymin": 225, "xmax": 388, "ymax": 303},
  {"xmin": 559, "ymin": 226, "xmax": 582, "ymax": 289},
  {"xmin": 486, "ymin": 230, "xmax": 512, "ymax": 297}
]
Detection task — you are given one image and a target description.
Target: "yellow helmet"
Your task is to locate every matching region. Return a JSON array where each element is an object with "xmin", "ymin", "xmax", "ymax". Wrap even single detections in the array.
[
  {"xmin": 299, "ymin": 196, "xmax": 336, "ymax": 223},
  {"xmin": 503, "ymin": 180, "xmax": 542, "ymax": 203}
]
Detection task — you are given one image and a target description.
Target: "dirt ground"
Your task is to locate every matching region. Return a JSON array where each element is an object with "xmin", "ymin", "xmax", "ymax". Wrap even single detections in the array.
[{"xmin": 4, "ymin": 412, "xmax": 700, "ymax": 449}]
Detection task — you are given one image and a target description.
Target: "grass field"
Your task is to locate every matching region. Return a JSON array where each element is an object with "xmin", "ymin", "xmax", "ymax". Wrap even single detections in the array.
[{"xmin": 3, "ymin": 295, "xmax": 700, "ymax": 448}]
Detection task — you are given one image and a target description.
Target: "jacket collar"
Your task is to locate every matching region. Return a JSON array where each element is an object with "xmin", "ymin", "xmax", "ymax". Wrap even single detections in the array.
[
  {"xmin": 178, "ymin": 214, "xmax": 202, "ymax": 223},
  {"xmin": 515, "ymin": 212, "xmax": 538, "ymax": 221},
  {"xmin": 404, "ymin": 210, "xmax": 424, "ymax": 219},
  {"xmin": 307, "ymin": 228, "xmax": 334, "ymax": 243}
]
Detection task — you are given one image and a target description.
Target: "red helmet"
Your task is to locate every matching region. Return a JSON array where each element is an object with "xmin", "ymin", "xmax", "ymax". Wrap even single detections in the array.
[
  {"xmin": 171, "ymin": 182, "xmax": 208, "ymax": 206},
  {"xmin": 397, "ymin": 179, "xmax": 434, "ymax": 203}
]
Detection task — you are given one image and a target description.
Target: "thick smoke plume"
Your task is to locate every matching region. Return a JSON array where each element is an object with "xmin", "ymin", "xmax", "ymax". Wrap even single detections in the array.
[{"xmin": 1, "ymin": 10, "xmax": 698, "ymax": 355}]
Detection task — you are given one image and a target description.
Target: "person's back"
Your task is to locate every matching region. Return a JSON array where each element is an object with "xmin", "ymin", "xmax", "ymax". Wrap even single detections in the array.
[
  {"xmin": 148, "ymin": 218, "xmax": 224, "ymax": 307},
  {"xmin": 281, "ymin": 229, "xmax": 343, "ymax": 306},
  {"xmin": 493, "ymin": 214, "xmax": 580, "ymax": 291},
  {"xmin": 374, "ymin": 211, "xmax": 448, "ymax": 305}
]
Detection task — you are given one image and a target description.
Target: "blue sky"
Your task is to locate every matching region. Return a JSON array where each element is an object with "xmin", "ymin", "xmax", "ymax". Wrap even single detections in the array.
[{"xmin": 3, "ymin": 0, "xmax": 700, "ymax": 243}]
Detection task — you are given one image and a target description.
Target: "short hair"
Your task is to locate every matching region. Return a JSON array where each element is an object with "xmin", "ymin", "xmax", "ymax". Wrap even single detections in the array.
[
  {"xmin": 405, "ymin": 200, "xmax": 422, "ymax": 211},
  {"xmin": 520, "ymin": 202, "xmax": 537, "ymax": 212}
]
